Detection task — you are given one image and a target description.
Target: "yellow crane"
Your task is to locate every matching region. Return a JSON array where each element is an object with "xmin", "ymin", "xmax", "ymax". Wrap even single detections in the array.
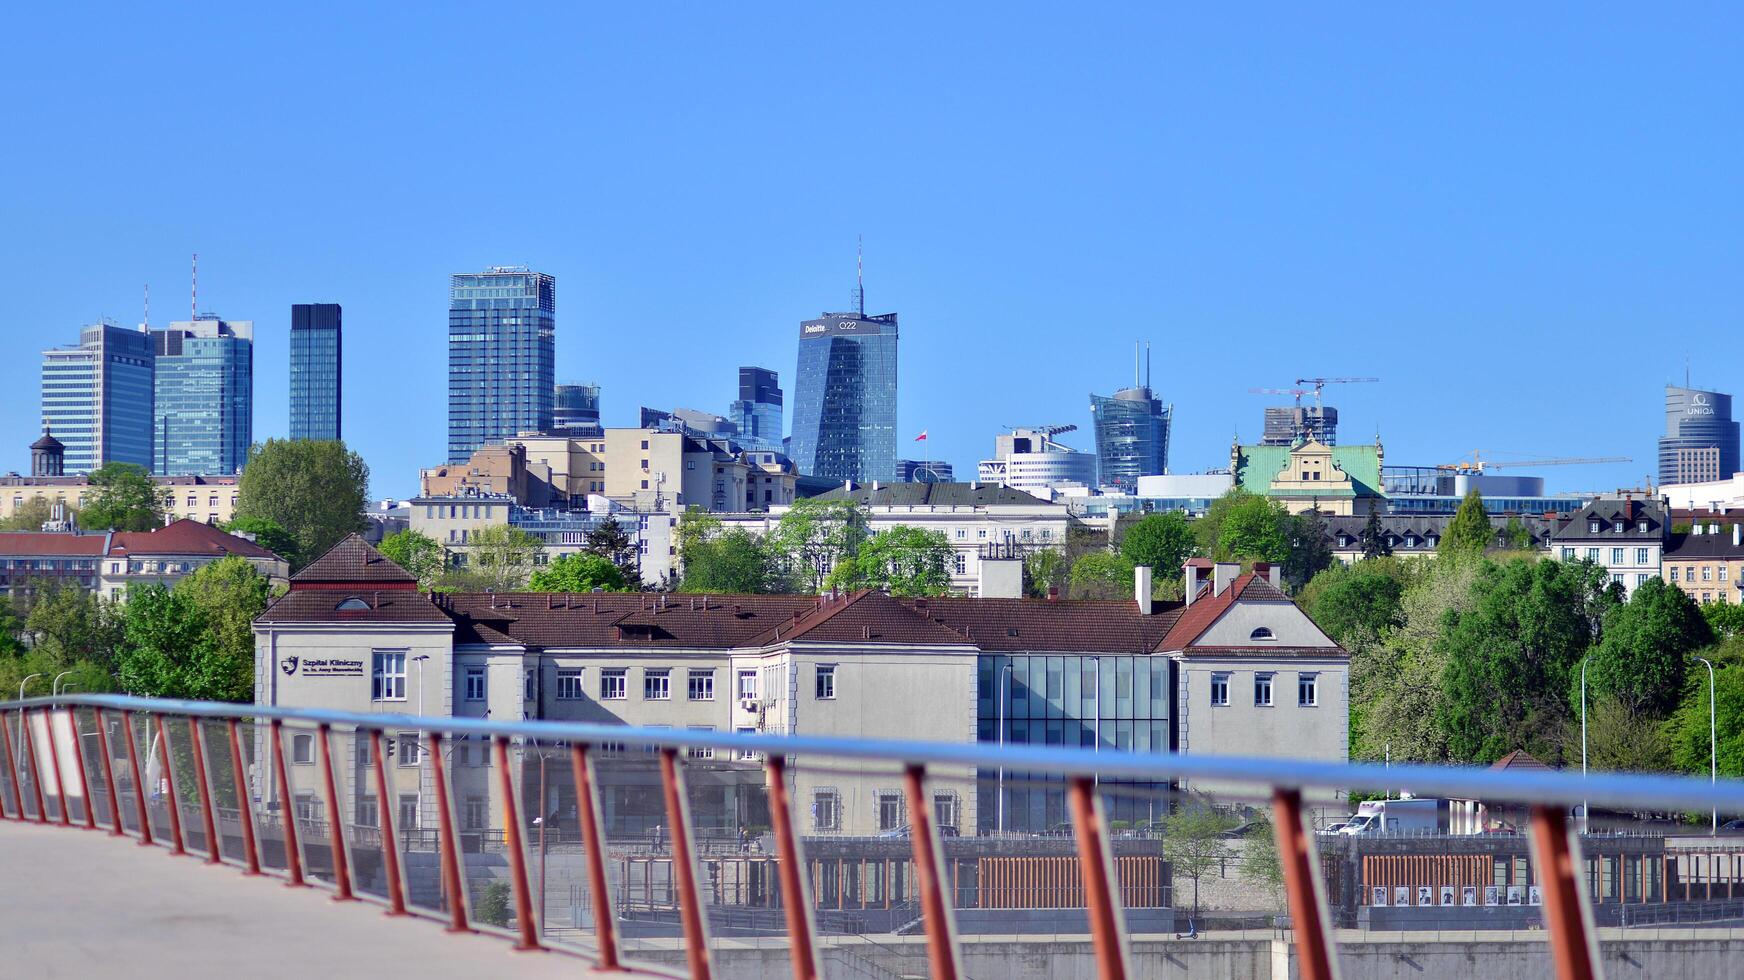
[{"xmin": 1436, "ymin": 452, "xmax": 1632, "ymax": 475}]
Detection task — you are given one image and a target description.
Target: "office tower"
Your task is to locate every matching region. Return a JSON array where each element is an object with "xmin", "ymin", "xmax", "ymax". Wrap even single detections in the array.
[
  {"xmin": 551, "ymin": 382, "xmax": 602, "ymax": 437},
  {"xmin": 152, "ymin": 317, "xmax": 254, "ymax": 476},
  {"xmin": 790, "ymin": 251, "xmax": 898, "ymax": 484},
  {"xmin": 1659, "ymin": 385, "xmax": 1740, "ymax": 486},
  {"xmin": 728, "ymin": 366, "xmax": 783, "ymax": 454},
  {"xmin": 1090, "ymin": 351, "xmax": 1170, "ymax": 494},
  {"xmin": 289, "ymin": 304, "xmax": 342, "ymax": 441},
  {"xmin": 448, "ymin": 267, "xmax": 556, "ymax": 463},
  {"xmin": 1261, "ymin": 405, "xmax": 1339, "ymax": 446},
  {"xmin": 978, "ymin": 425, "xmax": 1097, "ymax": 494},
  {"xmin": 39, "ymin": 323, "xmax": 156, "ymax": 475}
]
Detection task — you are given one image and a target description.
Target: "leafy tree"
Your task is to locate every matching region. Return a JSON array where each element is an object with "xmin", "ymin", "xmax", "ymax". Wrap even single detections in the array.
[
  {"xmin": 1301, "ymin": 561, "xmax": 1406, "ymax": 648},
  {"xmin": 0, "ymin": 497, "xmax": 76, "ymax": 532},
  {"xmin": 1068, "ymin": 551, "xmax": 1135, "ymax": 600},
  {"xmin": 1282, "ymin": 510, "xmax": 1335, "ymax": 590},
  {"xmin": 465, "ymin": 524, "xmax": 544, "ymax": 591},
  {"xmin": 1351, "ymin": 557, "xmax": 1484, "ymax": 764},
  {"xmin": 476, "ymin": 880, "xmax": 512, "ymax": 928},
  {"xmin": 1119, "ymin": 511, "xmax": 1197, "ymax": 575},
  {"xmin": 80, "ymin": 463, "xmax": 166, "ymax": 532},
  {"xmin": 584, "ymin": 517, "xmax": 640, "ymax": 581},
  {"xmin": 1359, "ymin": 507, "xmax": 1392, "ymax": 558},
  {"xmin": 220, "ymin": 515, "xmax": 301, "ymax": 567},
  {"xmin": 377, "ymin": 530, "xmax": 447, "ymax": 589},
  {"xmin": 1197, "ymin": 489, "xmax": 1290, "ymax": 564},
  {"xmin": 827, "ymin": 526, "xmax": 953, "ymax": 597},
  {"xmin": 1438, "ymin": 490, "xmax": 1491, "ymax": 557},
  {"xmin": 679, "ymin": 525, "xmax": 783, "ymax": 594},
  {"xmin": 0, "ymin": 597, "xmax": 23, "ymax": 658},
  {"xmin": 1023, "ymin": 548, "xmax": 1070, "ymax": 599},
  {"xmin": 1584, "ymin": 578, "xmax": 1711, "ymax": 716},
  {"xmin": 235, "ymin": 439, "xmax": 369, "ymax": 569},
  {"xmin": 1161, "ymin": 797, "xmax": 1236, "ymax": 919},
  {"xmin": 770, "ymin": 499, "xmax": 868, "ymax": 593},
  {"xmin": 1239, "ymin": 813, "xmax": 1285, "ymax": 909},
  {"xmin": 1704, "ymin": 602, "xmax": 1744, "ymax": 639},
  {"xmin": 1667, "ymin": 654, "xmax": 1744, "ymax": 778},
  {"xmin": 529, "ymin": 553, "xmax": 632, "ymax": 593},
  {"xmin": 24, "ymin": 582, "xmax": 123, "ymax": 672},
  {"xmin": 1500, "ymin": 516, "xmax": 1535, "ymax": 552},
  {"xmin": 1575, "ymin": 695, "xmax": 1673, "ymax": 773},
  {"xmin": 115, "ymin": 556, "xmax": 270, "ymax": 702}
]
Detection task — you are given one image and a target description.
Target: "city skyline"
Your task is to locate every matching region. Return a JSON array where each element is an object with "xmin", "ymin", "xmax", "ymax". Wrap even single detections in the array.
[{"xmin": 3, "ymin": 7, "xmax": 1741, "ymax": 497}]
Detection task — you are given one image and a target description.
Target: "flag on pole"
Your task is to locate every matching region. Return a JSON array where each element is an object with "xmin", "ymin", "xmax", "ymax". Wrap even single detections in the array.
[{"xmin": 914, "ymin": 430, "xmax": 928, "ymax": 442}]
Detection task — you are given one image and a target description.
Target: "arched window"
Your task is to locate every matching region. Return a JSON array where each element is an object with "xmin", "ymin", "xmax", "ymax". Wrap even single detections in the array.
[
  {"xmin": 336, "ymin": 597, "xmax": 371, "ymax": 611},
  {"xmin": 1250, "ymin": 627, "xmax": 1275, "ymax": 641}
]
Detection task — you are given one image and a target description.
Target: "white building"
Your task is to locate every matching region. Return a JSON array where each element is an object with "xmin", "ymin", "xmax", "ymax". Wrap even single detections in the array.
[
  {"xmin": 1545, "ymin": 497, "xmax": 1666, "ymax": 597},
  {"xmin": 977, "ymin": 425, "xmax": 1097, "ymax": 496}
]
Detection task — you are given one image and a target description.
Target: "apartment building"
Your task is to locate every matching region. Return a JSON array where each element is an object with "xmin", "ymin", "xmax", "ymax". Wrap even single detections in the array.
[
  {"xmin": 1546, "ymin": 497, "xmax": 1665, "ymax": 597},
  {"xmin": 0, "ymin": 472, "xmax": 240, "ymax": 526},
  {"xmin": 0, "ymin": 518, "xmax": 285, "ymax": 599},
  {"xmin": 1662, "ymin": 523, "xmax": 1744, "ymax": 605}
]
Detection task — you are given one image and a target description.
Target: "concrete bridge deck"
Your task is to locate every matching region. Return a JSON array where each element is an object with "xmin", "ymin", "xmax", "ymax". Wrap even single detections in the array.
[{"xmin": 0, "ymin": 820, "xmax": 593, "ymax": 979}]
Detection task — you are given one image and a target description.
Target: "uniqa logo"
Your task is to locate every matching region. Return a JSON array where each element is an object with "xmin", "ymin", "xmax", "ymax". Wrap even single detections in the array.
[{"xmin": 280, "ymin": 656, "xmax": 300, "ymax": 676}]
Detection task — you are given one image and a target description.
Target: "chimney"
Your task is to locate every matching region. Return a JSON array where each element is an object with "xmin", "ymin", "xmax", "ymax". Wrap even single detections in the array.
[
  {"xmin": 1183, "ymin": 560, "xmax": 1209, "ymax": 608},
  {"xmin": 1134, "ymin": 565, "xmax": 1153, "ymax": 615},
  {"xmin": 1213, "ymin": 562, "xmax": 1240, "ymax": 597},
  {"xmin": 1252, "ymin": 561, "xmax": 1282, "ymax": 590},
  {"xmin": 1735, "ymin": 523, "xmax": 1741, "ymax": 548},
  {"xmin": 1047, "ymin": 586, "xmax": 1059, "ymax": 602}
]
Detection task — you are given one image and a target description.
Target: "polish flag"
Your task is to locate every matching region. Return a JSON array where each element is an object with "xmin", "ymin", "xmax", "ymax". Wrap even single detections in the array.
[{"xmin": 914, "ymin": 430, "xmax": 928, "ymax": 442}]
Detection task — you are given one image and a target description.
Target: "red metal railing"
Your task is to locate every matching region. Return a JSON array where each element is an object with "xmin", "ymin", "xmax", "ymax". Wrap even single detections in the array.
[{"xmin": 6, "ymin": 694, "xmax": 1744, "ymax": 980}]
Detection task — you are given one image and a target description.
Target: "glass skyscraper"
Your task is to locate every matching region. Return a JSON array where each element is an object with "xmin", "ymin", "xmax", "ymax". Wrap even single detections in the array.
[
  {"xmin": 1089, "ymin": 385, "xmax": 1171, "ymax": 494},
  {"xmin": 551, "ymin": 382, "xmax": 602, "ymax": 437},
  {"xmin": 448, "ymin": 268, "xmax": 555, "ymax": 463},
  {"xmin": 728, "ymin": 366, "xmax": 783, "ymax": 454},
  {"xmin": 39, "ymin": 323, "xmax": 155, "ymax": 474},
  {"xmin": 1659, "ymin": 385, "xmax": 1740, "ymax": 486},
  {"xmin": 289, "ymin": 303, "xmax": 342, "ymax": 441},
  {"xmin": 152, "ymin": 318, "xmax": 254, "ymax": 476},
  {"xmin": 789, "ymin": 313, "xmax": 898, "ymax": 482}
]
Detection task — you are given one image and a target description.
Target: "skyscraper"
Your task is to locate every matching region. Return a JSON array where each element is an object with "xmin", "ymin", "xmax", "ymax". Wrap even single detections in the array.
[
  {"xmin": 551, "ymin": 382, "xmax": 602, "ymax": 437},
  {"xmin": 728, "ymin": 366, "xmax": 783, "ymax": 454},
  {"xmin": 1261, "ymin": 405, "xmax": 1338, "ymax": 446},
  {"xmin": 1659, "ymin": 385, "xmax": 1740, "ymax": 486},
  {"xmin": 289, "ymin": 303, "xmax": 342, "ymax": 441},
  {"xmin": 448, "ymin": 267, "xmax": 555, "ymax": 462},
  {"xmin": 152, "ymin": 317, "xmax": 254, "ymax": 476},
  {"xmin": 790, "ymin": 311, "xmax": 898, "ymax": 483},
  {"xmin": 39, "ymin": 323, "xmax": 155, "ymax": 474},
  {"xmin": 1090, "ymin": 385, "xmax": 1171, "ymax": 494}
]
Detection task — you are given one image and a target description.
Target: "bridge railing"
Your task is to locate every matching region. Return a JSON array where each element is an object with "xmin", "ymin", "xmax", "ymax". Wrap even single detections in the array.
[{"xmin": 5, "ymin": 693, "xmax": 1744, "ymax": 980}]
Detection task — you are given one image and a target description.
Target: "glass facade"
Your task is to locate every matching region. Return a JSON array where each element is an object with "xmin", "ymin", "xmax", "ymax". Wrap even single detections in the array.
[
  {"xmin": 39, "ymin": 324, "xmax": 155, "ymax": 474},
  {"xmin": 1089, "ymin": 386, "xmax": 1170, "ymax": 494},
  {"xmin": 789, "ymin": 314, "xmax": 897, "ymax": 483},
  {"xmin": 728, "ymin": 366, "xmax": 783, "ymax": 453},
  {"xmin": 552, "ymin": 382, "xmax": 601, "ymax": 436},
  {"xmin": 448, "ymin": 268, "xmax": 555, "ymax": 462},
  {"xmin": 1659, "ymin": 385, "xmax": 1739, "ymax": 486},
  {"xmin": 976, "ymin": 654, "xmax": 1174, "ymax": 831},
  {"xmin": 289, "ymin": 304, "xmax": 342, "ymax": 441},
  {"xmin": 152, "ymin": 319, "xmax": 254, "ymax": 476}
]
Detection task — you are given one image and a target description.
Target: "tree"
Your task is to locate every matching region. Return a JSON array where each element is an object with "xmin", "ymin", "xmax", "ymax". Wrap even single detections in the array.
[
  {"xmin": 465, "ymin": 524, "xmax": 544, "ymax": 591},
  {"xmin": 115, "ymin": 556, "xmax": 270, "ymax": 702},
  {"xmin": 679, "ymin": 526, "xmax": 783, "ymax": 594},
  {"xmin": 1301, "ymin": 561, "xmax": 1406, "ymax": 648},
  {"xmin": 529, "ymin": 553, "xmax": 631, "ymax": 593},
  {"xmin": 1161, "ymin": 797, "xmax": 1236, "ymax": 920},
  {"xmin": 80, "ymin": 463, "xmax": 166, "ymax": 532},
  {"xmin": 1575, "ymin": 695, "xmax": 1672, "ymax": 773},
  {"xmin": 377, "ymin": 530, "xmax": 447, "ymax": 589},
  {"xmin": 1359, "ymin": 507, "xmax": 1392, "ymax": 559},
  {"xmin": 24, "ymin": 582, "xmax": 123, "ymax": 672},
  {"xmin": 220, "ymin": 515, "xmax": 302, "ymax": 568},
  {"xmin": 1023, "ymin": 548, "xmax": 1070, "ymax": 598},
  {"xmin": 827, "ymin": 526, "xmax": 954, "ymax": 597},
  {"xmin": 1197, "ymin": 489, "xmax": 1290, "ymax": 565},
  {"xmin": 1704, "ymin": 602, "xmax": 1744, "ymax": 639},
  {"xmin": 1282, "ymin": 510, "xmax": 1335, "ymax": 590},
  {"xmin": 0, "ymin": 497, "xmax": 75, "ymax": 532},
  {"xmin": 1239, "ymin": 813, "xmax": 1285, "ymax": 908},
  {"xmin": 1068, "ymin": 551, "xmax": 1136, "ymax": 600},
  {"xmin": 1500, "ymin": 516, "xmax": 1535, "ymax": 552},
  {"xmin": 1351, "ymin": 556, "xmax": 1484, "ymax": 764},
  {"xmin": 584, "ymin": 518, "xmax": 640, "ymax": 581},
  {"xmin": 1667, "ymin": 655, "xmax": 1744, "ymax": 778},
  {"xmin": 1438, "ymin": 490, "xmax": 1491, "ymax": 557},
  {"xmin": 1584, "ymin": 578, "xmax": 1711, "ymax": 716},
  {"xmin": 770, "ymin": 499, "xmax": 868, "ymax": 593},
  {"xmin": 0, "ymin": 596, "xmax": 25, "ymax": 658},
  {"xmin": 235, "ymin": 439, "xmax": 369, "ymax": 569},
  {"xmin": 475, "ymin": 880, "xmax": 512, "ymax": 928},
  {"xmin": 1119, "ymin": 512, "xmax": 1197, "ymax": 575}
]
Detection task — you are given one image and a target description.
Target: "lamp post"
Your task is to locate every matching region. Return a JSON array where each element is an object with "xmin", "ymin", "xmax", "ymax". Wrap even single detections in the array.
[
  {"xmin": 15, "ymin": 674, "xmax": 41, "ymax": 777},
  {"xmin": 51, "ymin": 671, "xmax": 75, "ymax": 699},
  {"xmin": 413, "ymin": 655, "xmax": 431, "ymax": 717},
  {"xmin": 1580, "ymin": 655, "xmax": 1589, "ymax": 835},
  {"xmin": 996, "ymin": 663, "xmax": 1010, "ymax": 834},
  {"xmin": 19, "ymin": 673, "xmax": 41, "ymax": 701},
  {"xmin": 1695, "ymin": 656, "xmax": 1717, "ymax": 834}
]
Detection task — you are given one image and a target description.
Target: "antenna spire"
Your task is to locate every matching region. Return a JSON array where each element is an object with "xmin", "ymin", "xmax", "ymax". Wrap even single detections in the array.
[
  {"xmin": 143, "ymin": 284, "xmax": 150, "ymax": 333},
  {"xmin": 190, "ymin": 253, "xmax": 197, "ymax": 320},
  {"xmin": 853, "ymin": 235, "xmax": 865, "ymax": 316}
]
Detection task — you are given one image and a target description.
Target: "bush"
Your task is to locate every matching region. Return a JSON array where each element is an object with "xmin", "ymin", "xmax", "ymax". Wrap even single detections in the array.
[{"xmin": 475, "ymin": 880, "xmax": 512, "ymax": 927}]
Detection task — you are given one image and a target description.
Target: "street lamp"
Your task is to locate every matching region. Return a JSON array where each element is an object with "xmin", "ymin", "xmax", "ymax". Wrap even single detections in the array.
[
  {"xmin": 18, "ymin": 673, "xmax": 42, "ymax": 702},
  {"xmin": 51, "ymin": 671, "xmax": 75, "ymax": 698},
  {"xmin": 413, "ymin": 655, "xmax": 432, "ymax": 718},
  {"xmin": 1695, "ymin": 656, "xmax": 1718, "ymax": 834},
  {"xmin": 1580, "ymin": 655, "xmax": 1589, "ymax": 835},
  {"xmin": 15, "ymin": 673, "xmax": 41, "ymax": 777}
]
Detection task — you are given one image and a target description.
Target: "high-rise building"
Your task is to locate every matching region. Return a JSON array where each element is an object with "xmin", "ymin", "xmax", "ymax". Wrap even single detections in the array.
[
  {"xmin": 152, "ymin": 317, "xmax": 254, "ymax": 476},
  {"xmin": 978, "ymin": 425, "xmax": 1097, "ymax": 495},
  {"xmin": 728, "ymin": 366, "xmax": 783, "ymax": 454},
  {"xmin": 39, "ymin": 323, "xmax": 156, "ymax": 475},
  {"xmin": 551, "ymin": 383, "xmax": 601, "ymax": 437},
  {"xmin": 448, "ymin": 267, "xmax": 556, "ymax": 463},
  {"xmin": 1660, "ymin": 385, "xmax": 1740, "ymax": 487},
  {"xmin": 790, "ymin": 309, "xmax": 898, "ymax": 483},
  {"xmin": 1261, "ymin": 405, "xmax": 1339, "ymax": 446},
  {"xmin": 1089, "ymin": 386, "xmax": 1170, "ymax": 494},
  {"xmin": 289, "ymin": 304, "xmax": 342, "ymax": 441}
]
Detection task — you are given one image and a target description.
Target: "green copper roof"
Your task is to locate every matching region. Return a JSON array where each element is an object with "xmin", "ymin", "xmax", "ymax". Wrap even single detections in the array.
[{"xmin": 1233, "ymin": 443, "xmax": 1384, "ymax": 498}]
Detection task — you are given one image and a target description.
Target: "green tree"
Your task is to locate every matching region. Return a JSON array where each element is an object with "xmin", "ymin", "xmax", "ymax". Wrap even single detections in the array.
[
  {"xmin": 1351, "ymin": 557, "xmax": 1484, "ymax": 764},
  {"xmin": 1239, "ymin": 813, "xmax": 1285, "ymax": 909},
  {"xmin": 1358, "ymin": 507, "xmax": 1392, "ymax": 558},
  {"xmin": 24, "ymin": 582, "xmax": 123, "ymax": 672},
  {"xmin": 1585, "ymin": 578, "xmax": 1711, "ymax": 716},
  {"xmin": 1197, "ymin": 489, "xmax": 1290, "ymax": 564},
  {"xmin": 220, "ymin": 515, "xmax": 302, "ymax": 567},
  {"xmin": 770, "ymin": 499, "xmax": 868, "ymax": 593},
  {"xmin": 1301, "ymin": 561, "xmax": 1407, "ymax": 648},
  {"xmin": 679, "ymin": 525, "xmax": 783, "ymax": 594},
  {"xmin": 584, "ymin": 517, "xmax": 640, "ymax": 581},
  {"xmin": 1119, "ymin": 511, "xmax": 1197, "ymax": 575},
  {"xmin": 1577, "ymin": 695, "xmax": 1673, "ymax": 773},
  {"xmin": 1282, "ymin": 510, "xmax": 1335, "ymax": 590},
  {"xmin": 1068, "ymin": 551, "xmax": 1136, "ymax": 600},
  {"xmin": 1668, "ymin": 654, "xmax": 1744, "ymax": 778},
  {"xmin": 465, "ymin": 524, "xmax": 544, "ymax": 591},
  {"xmin": 235, "ymin": 439, "xmax": 369, "ymax": 569},
  {"xmin": 377, "ymin": 530, "xmax": 447, "ymax": 589},
  {"xmin": 115, "ymin": 556, "xmax": 271, "ymax": 702},
  {"xmin": 0, "ymin": 497, "xmax": 76, "ymax": 532},
  {"xmin": 529, "ymin": 553, "xmax": 631, "ymax": 593},
  {"xmin": 1438, "ymin": 490, "xmax": 1492, "ymax": 557},
  {"xmin": 1023, "ymin": 548, "xmax": 1070, "ymax": 598},
  {"xmin": 80, "ymin": 463, "xmax": 166, "ymax": 532},
  {"xmin": 475, "ymin": 880, "xmax": 512, "ymax": 928},
  {"xmin": 827, "ymin": 526, "xmax": 954, "ymax": 597},
  {"xmin": 1161, "ymin": 797, "xmax": 1236, "ymax": 919},
  {"xmin": 0, "ymin": 596, "xmax": 25, "ymax": 658},
  {"xmin": 1500, "ymin": 516, "xmax": 1535, "ymax": 552},
  {"xmin": 1703, "ymin": 602, "xmax": 1744, "ymax": 639}
]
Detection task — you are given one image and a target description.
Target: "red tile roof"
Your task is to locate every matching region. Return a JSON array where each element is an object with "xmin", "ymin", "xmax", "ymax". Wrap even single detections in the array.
[
  {"xmin": 897, "ymin": 596, "xmax": 1181, "ymax": 653},
  {"xmin": 1159, "ymin": 573, "xmax": 1301, "ymax": 651},
  {"xmin": 110, "ymin": 519, "xmax": 278, "ymax": 560},
  {"xmin": 1489, "ymin": 750, "xmax": 1553, "ymax": 772},
  {"xmin": 0, "ymin": 532, "xmax": 110, "ymax": 556},
  {"xmin": 257, "ymin": 588, "xmax": 453, "ymax": 625},
  {"xmin": 292, "ymin": 534, "xmax": 417, "ymax": 588},
  {"xmin": 441, "ymin": 592, "xmax": 822, "ymax": 648}
]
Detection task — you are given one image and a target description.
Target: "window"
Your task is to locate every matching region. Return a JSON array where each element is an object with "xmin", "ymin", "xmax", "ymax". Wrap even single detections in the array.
[
  {"xmin": 1588, "ymin": 519, "xmax": 1600, "ymax": 533},
  {"xmin": 955, "ymin": 529, "xmax": 966, "ymax": 539},
  {"xmin": 1562, "ymin": 547, "xmax": 1575, "ymax": 560},
  {"xmin": 1210, "ymin": 673, "xmax": 1230, "ymax": 706},
  {"xmin": 1298, "ymin": 673, "xmax": 1318, "ymax": 707},
  {"xmin": 556, "ymin": 669, "xmax": 584, "ymax": 700},
  {"xmin": 371, "ymin": 651, "xmax": 407, "ymax": 701},
  {"xmin": 1703, "ymin": 566, "xmax": 1714, "ymax": 582},
  {"xmin": 1671, "ymin": 567, "xmax": 1681, "ymax": 582},
  {"xmin": 1638, "ymin": 520, "xmax": 1649, "ymax": 533},
  {"xmin": 815, "ymin": 665, "xmax": 836, "ymax": 700},
  {"xmin": 687, "ymin": 669, "xmax": 714, "ymax": 701},
  {"xmin": 463, "ymin": 796, "xmax": 488, "ymax": 830},
  {"xmin": 1249, "ymin": 627, "xmax": 1275, "ymax": 641},
  {"xmin": 933, "ymin": 793, "xmax": 958, "ymax": 833},
  {"xmin": 1637, "ymin": 574, "xmax": 1651, "ymax": 587},
  {"xmin": 464, "ymin": 666, "xmax": 486, "ymax": 701},
  {"xmin": 356, "ymin": 796, "xmax": 378, "ymax": 828},
  {"xmin": 644, "ymin": 669, "xmax": 671, "ymax": 700},
  {"xmin": 396, "ymin": 732, "xmax": 420, "ymax": 767},
  {"xmin": 1254, "ymin": 673, "xmax": 1274, "ymax": 707},
  {"xmin": 1611, "ymin": 548, "xmax": 1624, "ymax": 565},
  {"xmin": 1723, "ymin": 567, "xmax": 1731, "ymax": 582},
  {"xmin": 524, "ymin": 668, "xmax": 536, "ymax": 701},
  {"xmin": 1613, "ymin": 521, "xmax": 1624, "ymax": 534},
  {"xmin": 1611, "ymin": 573, "xmax": 1624, "ymax": 585},
  {"xmin": 953, "ymin": 552, "xmax": 966, "ymax": 575},
  {"xmin": 735, "ymin": 727, "xmax": 758, "ymax": 761},
  {"xmin": 1636, "ymin": 548, "xmax": 1650, "ymax": 565},
  {"xmin": 736, "ymin": 669, "xmax": 758, "ymax": 700},
  {"xmin": 813, "ymin": 790, "xmax": 841, "ymax": 831},
  {"xmin": 294, "ymin": 793, "xmax": 321, "ymax": 824},
  {"xmin": 686, "ymin": 726, "xmax": 715, "ymax": 759},
  {"xmin": 600, "ymin": 669, "xmax": 626, "ymax": 700},
  {"xmin": 291, "ymin": 733, "xmax": 315, "ymax": 765},
  {"xmin": 1586, "ymin": 548, "xmax": 1600, "ymax": 562},
  {"xmin": 876, "ymin": 791, "xmax": 904, "ymax": 832},
  {"xmin": 398, "ymin": 794, "xmax": 420, "ymax": 831}
]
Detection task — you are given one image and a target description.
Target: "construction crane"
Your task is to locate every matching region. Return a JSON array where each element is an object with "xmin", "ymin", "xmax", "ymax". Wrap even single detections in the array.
[
  {"xmin": 1247, "ymin": 387, "xmax": 1310, "ymax": 407},
  {"xmin": 1437, "ymin": 452, "xmax": 1633, "ymax": 474},
  {"xmin": 1293, "ymin": 376, "xmax": 1379, "ymax": 409}
]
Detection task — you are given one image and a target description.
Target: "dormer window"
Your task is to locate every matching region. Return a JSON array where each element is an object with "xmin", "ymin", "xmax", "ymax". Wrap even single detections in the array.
[
  {"xmin": 1613, "ymin": 521, "xmax": 1624, "ymax": 534},
  {"xmin": 1638, "ymin": 520, "xmax": 1649, "ymax": 533},
  {"xmin": 1428, "ymin": 535, "xmax": 1440, "ymax": 547},
  {"xmin": 336, "ymin": 597, "xmax": 371, "ymax": 611},
  {"xmin": 1250, "ymin": 627, "xmax": 1276, "ymax": 642},
  {"xmin": 1589, "ymin": 520, "xmax": 1600, "ymax": 533},
  {"xmin": 1405, "ymin": 535, "xmax": 1418, "ymax": 548}
]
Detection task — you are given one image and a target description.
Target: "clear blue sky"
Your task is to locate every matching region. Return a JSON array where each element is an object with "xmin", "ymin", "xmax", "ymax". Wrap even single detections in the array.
[{"xmin": 2, "ymin": 4, "xmax": 1739, "ymax": 498}]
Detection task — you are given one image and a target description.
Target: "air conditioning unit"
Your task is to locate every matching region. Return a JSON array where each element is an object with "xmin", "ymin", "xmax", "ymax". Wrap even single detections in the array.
[{"xmin": 740, "ymin": 698, "xmax": 759, "ymax": 713}]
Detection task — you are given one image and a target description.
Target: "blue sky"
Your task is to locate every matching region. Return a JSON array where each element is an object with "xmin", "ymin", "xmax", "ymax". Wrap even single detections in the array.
[{"xmin": 2, "ymin": 4, "xmax": 1740, "ymax": 498}]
